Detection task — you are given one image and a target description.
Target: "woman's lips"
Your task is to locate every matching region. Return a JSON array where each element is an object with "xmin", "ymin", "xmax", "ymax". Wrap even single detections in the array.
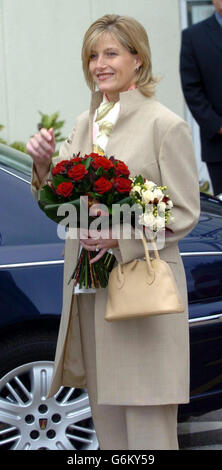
[{"xmin": 96, "ymin": 73, "xmax": 114, "ymax": 81}]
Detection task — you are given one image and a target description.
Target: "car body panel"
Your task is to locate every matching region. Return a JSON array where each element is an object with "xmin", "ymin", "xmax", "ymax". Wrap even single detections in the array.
[
  {"xmin": 178, "ymin": 194, "xmax": 222, "ymax": 416},
  {"xmin": 0, "ymin": 147, "xmax": 64, "ymax": 327}
]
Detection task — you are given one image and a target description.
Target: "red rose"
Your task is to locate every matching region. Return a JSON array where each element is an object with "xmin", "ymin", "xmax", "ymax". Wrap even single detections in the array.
[
  {"xmin": 82, "ymin": 152, "xmax": 100, "ymax": 160},
  {"xmin": 57, "ymin": 159, "xmax": 71, "ymax": 166},
  {"xmin": 55, "ymin": 182, "xmax": 74, "ymax": 197},
  {"xmin": 69, "ymin": 156, "xmax": 83, "ymax": 164},
  {"xmin": 94, "ymin": 177, "xmax": 113, "ymax": 194},
  {"xmin": 115, "ymin": 161, "xmax": 130, "ymax": 177},
  {"xmin": 51, "ymin": 160, "xmax": 71, "ymax": 176},
  {"xmin": 89, "ymin": 152, "xmax": 101, "ymax": 158},
  {"xmin": 114, "ymin": 177, "xmax": 132, "ymax": 193},
  {"xmin": 51, "ymin": 164, "xmax": 66, "ymax": 176},
  {"xmin": 91, "ymin": 155, "xmax": 114, "ymax": 171},
  {"xmin": 67, "ymin": 163, "xmax": 88, "ymax": 181}
]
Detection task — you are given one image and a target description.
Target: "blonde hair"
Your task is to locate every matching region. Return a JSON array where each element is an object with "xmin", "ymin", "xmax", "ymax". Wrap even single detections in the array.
[{"xmin": 81, "ymin": 14, "xmax": 158, "ymax": 97}]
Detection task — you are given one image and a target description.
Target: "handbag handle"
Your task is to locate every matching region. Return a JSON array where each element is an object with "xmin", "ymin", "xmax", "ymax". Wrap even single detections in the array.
[
  {"xmin": 140, "ymin": 231, "xmax": 160, "ymax": 263},
  {"xmin": 117, "ymin": 231, "xmax": 159, "ymax": 286}
]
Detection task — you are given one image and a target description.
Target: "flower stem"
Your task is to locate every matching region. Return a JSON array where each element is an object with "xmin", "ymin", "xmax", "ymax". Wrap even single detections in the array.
[
  {"xmin": 84, "ymin": 249, "xmax": 88, "ymax": 289},
  {"xmin": 88, "ymin": 251, "xmax": 95, "ymax": 288}
]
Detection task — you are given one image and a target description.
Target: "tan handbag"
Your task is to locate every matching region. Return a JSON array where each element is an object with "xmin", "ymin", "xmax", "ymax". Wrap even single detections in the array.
[{"xmin": 105, "ymin": 234, "xmax": 184, "ymax": 321}]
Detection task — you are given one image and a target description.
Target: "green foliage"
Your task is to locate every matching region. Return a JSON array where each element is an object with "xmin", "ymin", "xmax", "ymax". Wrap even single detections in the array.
[
  {"xmin": 133, "ymin": 175, "xmax": 145, "ymax": 185},
  {"xmin": 10, "ymin": 141, "xmax": 27, "ymax": 153},
  {"xmin": 37, "ymin": 111, "xmax": 65, "ymax": 156},
  {"xmin": 0, "ymin": 123, "xmax": 28, "ymax": 152},
  {"xmin": 0, "ymin": 124, "xmax": 7, "ymax": 145}
]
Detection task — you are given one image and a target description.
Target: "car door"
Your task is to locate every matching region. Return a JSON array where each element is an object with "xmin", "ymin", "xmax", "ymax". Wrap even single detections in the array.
[{"xmin": 179, "ymin": 194, "xmax": 222, "ymax": 417}]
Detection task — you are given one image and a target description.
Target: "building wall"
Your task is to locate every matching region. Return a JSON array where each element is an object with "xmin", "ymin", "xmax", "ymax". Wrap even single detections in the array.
[{"xmin": 0, "ymin": 0, "xmax": 185, "ymax": 145}]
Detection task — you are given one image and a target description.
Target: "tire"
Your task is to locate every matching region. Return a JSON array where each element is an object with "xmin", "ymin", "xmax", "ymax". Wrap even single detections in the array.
[{"xmin": 0, "ymin": 327, "xmax": 98, "ymax": 450}]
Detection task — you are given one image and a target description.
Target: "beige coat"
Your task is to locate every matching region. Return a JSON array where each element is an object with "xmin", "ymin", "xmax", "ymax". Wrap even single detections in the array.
[{"xmin": 31, "ymin": 89, "xmax": 200, "ymax": 405}]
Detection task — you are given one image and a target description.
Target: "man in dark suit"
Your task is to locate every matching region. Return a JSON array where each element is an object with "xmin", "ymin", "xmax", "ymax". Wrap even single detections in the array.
[{"xmin": 180, "ymin": 0, "xmax": 222, "ymax": 196}]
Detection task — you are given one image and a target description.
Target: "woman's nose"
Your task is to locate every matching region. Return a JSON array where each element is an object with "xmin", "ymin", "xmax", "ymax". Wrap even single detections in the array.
[{"xmin": 96, "ymin": 55, "xmax": 106, "ymax": 68}]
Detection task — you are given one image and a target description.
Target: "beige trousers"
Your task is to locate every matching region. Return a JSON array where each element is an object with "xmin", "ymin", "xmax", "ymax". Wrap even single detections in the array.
[{"xmin": 77, "ymin": 294, "xmax": 179, "ymax": 450}]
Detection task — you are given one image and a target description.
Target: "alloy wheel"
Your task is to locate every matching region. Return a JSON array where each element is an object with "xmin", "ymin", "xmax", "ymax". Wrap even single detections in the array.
[{"xmin": 0, "ymin": 361, "xmax": 98, "ymax": 450}]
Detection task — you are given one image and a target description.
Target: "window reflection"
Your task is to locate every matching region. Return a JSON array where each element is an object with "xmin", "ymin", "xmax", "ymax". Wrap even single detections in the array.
[{"xmin": 187, "ymin": 0, "xmax": 214, "ymax": 26}]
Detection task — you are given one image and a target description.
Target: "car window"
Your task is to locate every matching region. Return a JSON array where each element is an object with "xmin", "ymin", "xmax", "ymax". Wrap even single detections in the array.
[
  {"xmin": 0, "ymin": 146, "xmax": 32, "ymax": 177},
  {"xmin": 0, "ymin": 167, "xmax": 61, "ymax": 246}
]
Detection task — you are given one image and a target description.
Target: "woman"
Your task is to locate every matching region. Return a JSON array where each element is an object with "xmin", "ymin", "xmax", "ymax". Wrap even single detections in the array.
[{"xmin": 27, "ymin": 14, "xmax": 200, "ymax": 450}]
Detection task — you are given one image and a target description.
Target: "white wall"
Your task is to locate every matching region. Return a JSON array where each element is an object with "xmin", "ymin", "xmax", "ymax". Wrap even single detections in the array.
[{"xmin": 0, "ymin": 0, "xmax": 184, "ymax": 145}]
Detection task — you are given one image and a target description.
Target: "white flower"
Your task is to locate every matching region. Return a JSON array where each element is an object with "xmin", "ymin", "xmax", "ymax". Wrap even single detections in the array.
[
  {"xmin": 166, "ymin": 199, "xmax": 173, "ymax": 209},
  {"xmin": 139, "ymin": 212, "xmax": 156, "ymax": 228},
  {"xmin": 131, "ymin": 185, "xmax": 142, "ymax": 195},
  {"xmin": 157, "ymin": 201, "xmax": 166, "ymax": 214},
  {"xmin": 141, "ymin": 189, "xmax": 154, "ymax": 203},
  {"xmin": 144, "ymin": 180, "xmax": 156, "ymax": 191},
  {"xmin": 152, "ymin": 188, "xmax": 163, "ymax": 201},
  {"xmin": 166, "ymin": 213, "xmax": 174, "ymax": 225},
  {"xmin": 154, "ymin": 216, "xmax": 165, "ymax": 231}
]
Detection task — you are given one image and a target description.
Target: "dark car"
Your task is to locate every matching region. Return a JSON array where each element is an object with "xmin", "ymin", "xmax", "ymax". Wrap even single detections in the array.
[{"xmin": 0, "ymin": 143, "xmax": 222, "ymax": 450}]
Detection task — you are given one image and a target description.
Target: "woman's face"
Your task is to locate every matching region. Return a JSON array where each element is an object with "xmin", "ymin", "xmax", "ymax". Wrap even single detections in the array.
[{"xmin": 88, "ymin": 32, "xmax": 141, "ymax": 102}]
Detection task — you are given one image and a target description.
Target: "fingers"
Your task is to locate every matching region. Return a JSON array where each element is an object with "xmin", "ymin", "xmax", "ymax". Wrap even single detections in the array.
[
  {"xmin": 89, "ymin": 205, "xmax": 109, "ymax": 217},
  {"xmin": 80, "ymin": 236, "xmax": 108, "ymax": 257},
  {"xmin": 36, "ymin": 134, "xmax": 54, "ymax": 155},
  {"xmin": 90, "ymin": 248, "xmax": 108, "ymax": 264},
  {"xmin": 48, "ymin": 127, "xmax": 56, "ymax": 144},
  {"xmin": 80, "ymin": 239, "xmax": 98, "ymax": 251},
  {"xmin": 40, "ymin": 127, "xmax": 56, "ymax": 148},
  {"xmin": 26, "ymin": 140, "xmax": 41, "ymax": 159},
  {"xmin": 26, "ymin": 128, "xmax": 55, "ymax": 162}
]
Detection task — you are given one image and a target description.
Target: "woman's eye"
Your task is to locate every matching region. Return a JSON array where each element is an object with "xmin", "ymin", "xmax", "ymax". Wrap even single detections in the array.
[{"xmin": 89, "ymin": 51, "xmax": 117, "ymax": 60}]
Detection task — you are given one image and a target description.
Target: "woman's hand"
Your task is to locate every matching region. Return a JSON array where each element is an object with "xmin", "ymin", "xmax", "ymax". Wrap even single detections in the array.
[
  {"xmin": 80, "ymin": 228, "xmax": 118, "ymax": 264},
  {"xmin": 26, "ymin": 127, "xmax": 56, "ymax": 183}
]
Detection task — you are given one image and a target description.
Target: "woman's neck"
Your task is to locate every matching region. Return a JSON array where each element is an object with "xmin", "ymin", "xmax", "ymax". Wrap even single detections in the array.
[{"xmin": 104, "ymin": 92, "xmax": 119, "ymax": 103}]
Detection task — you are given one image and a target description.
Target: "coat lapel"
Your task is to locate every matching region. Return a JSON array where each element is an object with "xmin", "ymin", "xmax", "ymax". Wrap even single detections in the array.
[
  {"xmin": 89, "ymin": 89, "xmax": 151, "ymax": 157},
  {"xmin": 88, "ymin": 91, "xmax": 103, "ymax": 151},
  {"xmin": 205, "ymin": 14, "xmax": 222, "ymax": 54},
  {"xmin": 104, "ymin": 89, "xmax": 152, "ymax": 158}
]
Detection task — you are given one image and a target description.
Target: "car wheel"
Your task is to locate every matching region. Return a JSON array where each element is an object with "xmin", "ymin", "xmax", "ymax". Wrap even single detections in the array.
[{"xmin": 0, "ymin": 329, "xmax": 99, "ymax": 450}]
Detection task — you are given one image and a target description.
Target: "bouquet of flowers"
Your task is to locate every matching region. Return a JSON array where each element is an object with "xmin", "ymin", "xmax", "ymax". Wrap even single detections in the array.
[
  {"xmin": 39, "ymin": 152, "xmax": 133, "ymax": 289},
  {"xmin": 130, "ymin": 175, "xmax": 174, "ymax": 232},
  {"xmin": 39, "ymin": 153, "xmax": 174, "ymax": 289}
]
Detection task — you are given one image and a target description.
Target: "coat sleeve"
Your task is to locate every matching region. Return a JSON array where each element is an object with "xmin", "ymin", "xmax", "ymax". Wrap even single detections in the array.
[
  {"xmin": 158, "ymin": 119, "xmax": 200, "ymax": 247},
  {"xmin": 30, "ymin": 125, "xmax": 76, "ymax": 201},
  {"xmin": 179, "ymin": 29, "xmax": 222, "ymax": 139},
  {"xmin": 113, "ymin": 119, "xmax": 200, "ymax": 264}
]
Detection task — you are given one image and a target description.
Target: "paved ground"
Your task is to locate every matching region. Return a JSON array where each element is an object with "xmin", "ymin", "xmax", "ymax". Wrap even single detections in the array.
[{"xmin": 178, "ymin": 409, "xmax": 222, "ymax": 449}]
